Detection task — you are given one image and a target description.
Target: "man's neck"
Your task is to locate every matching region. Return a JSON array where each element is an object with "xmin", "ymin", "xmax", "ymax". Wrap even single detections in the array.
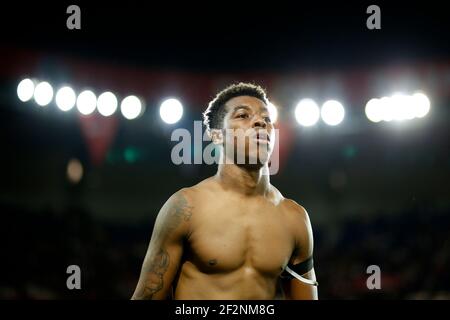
[{"xmin": 215, "ymin": 161, "xmax": 271, "ymax": 196}]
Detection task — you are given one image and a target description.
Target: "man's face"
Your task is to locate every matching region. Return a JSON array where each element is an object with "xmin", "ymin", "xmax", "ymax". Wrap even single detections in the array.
[{"xmin": 220, "ymin": 95, "xmax": 275, "ymax": 166}]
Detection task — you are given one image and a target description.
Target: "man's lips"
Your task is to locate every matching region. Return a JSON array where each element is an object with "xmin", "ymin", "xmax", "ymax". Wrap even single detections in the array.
[
  {"xmin": 256, "ymin": 132, "xmax": 270, "ymax": 140},
  {"xmin": 253, "ymin": 132, "xmax": 270, "ymax": 143}
]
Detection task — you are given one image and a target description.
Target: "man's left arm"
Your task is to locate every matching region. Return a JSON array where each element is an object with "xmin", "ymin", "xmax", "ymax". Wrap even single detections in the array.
[{"xmin": 281, "ymin": 203, "xmax": 318, "ymax": 300}]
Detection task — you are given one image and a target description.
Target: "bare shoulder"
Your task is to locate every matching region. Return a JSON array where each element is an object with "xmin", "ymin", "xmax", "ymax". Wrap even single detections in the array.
[
  {"xmin": 164, "ymin": 188, "xmax": 194, "ymax": 215},
  {"xmin": 269, "ymin": 185, "xmax": 309, "ymax": 219},
  {"xmin": 161, "ymin": 177, "xmax": 218, "ymax": 219},
  {"xmin": 168, "ymin": 177, "xmax": 215, "ymax": 202},
  {"xmin": 183, "ymin": 176, "xmax": 221, "ymax": 199},
  {"xmin": 274, "ymin": 191, "xmax": 313, "ymax": 239},
  {"xmin": 277, "ymin": 195, "xmax": 314, "ymax": 259},
  {"xmin": 281, "ymin": 198, "xmax": 310, "ymax": 221}
]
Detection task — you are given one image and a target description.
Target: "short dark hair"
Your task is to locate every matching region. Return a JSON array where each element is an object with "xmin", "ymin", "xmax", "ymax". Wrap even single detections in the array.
[{"xmin": 203, "ymin": 82, "xmax": 269, "ymax": 131}]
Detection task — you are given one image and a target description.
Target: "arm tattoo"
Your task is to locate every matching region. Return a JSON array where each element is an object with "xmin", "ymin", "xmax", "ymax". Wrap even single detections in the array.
[
  {"xmin": 167, "ymin": 193, "xmax": 193, "ymax": 226},
  {"xmin": 159, "ymin": 192, "xmax": 194, "ymax": 236},
  {"xmin": 134, "ymin": 192, "xmax": 193, "ymax": 299},
  {"xmin": 135, "ymin": 248, "xmax": 170, "ymax": 299}
]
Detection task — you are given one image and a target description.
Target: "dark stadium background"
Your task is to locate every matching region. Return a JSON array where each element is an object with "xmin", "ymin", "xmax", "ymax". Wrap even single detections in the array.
[{"xmin": 0, "ymin": 1, "xmax": 449, "ymax": 299}]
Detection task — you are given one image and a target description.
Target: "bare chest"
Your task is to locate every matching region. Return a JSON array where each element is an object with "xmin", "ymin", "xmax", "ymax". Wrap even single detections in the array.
[{"xmin": 186, "ymin": 200, "xmax": 294, "ymax": 277}]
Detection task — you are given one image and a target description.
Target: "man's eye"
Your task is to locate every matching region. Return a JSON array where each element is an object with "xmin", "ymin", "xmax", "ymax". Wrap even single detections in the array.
[
  {"xmin": 264, "ymin": 117, "xmax": 272, "ymax": 123},
  {"xmin": 237, "ymin": 114, "xmax": 248, "ymax": 119}
]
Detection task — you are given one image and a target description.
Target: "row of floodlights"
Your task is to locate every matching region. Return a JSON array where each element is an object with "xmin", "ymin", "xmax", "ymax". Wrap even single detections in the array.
[
  {"xmin": 17, "ymin": 79, "xmax": 430, "ymax": 126},
  {"xmin": 17, "ymin": 78, "xmax": 184, "ymax": 123},
  {"xmin": 364, "ymin": 92, "xmax": 430, "ymax": 123}
]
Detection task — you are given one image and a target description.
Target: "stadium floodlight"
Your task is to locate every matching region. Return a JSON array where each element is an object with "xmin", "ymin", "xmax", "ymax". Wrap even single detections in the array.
[
  {"xmin": 121, "ymin": 95, "xmax": 143, "ymax": 120},
  {"xmin": 379, "ymin": 96, "xmax": 394, "ymax": 122},
  {"xmin": 365, "ymin": 98, "xmax": 383, "ymax": 123},
  {"xmin": 294, "ymin": 98, "xmax": 320, "ymax": 127},
  {"xmin": 17, "ymin": 78, "xmax": 35, "ymax": 102},
  {"xmin": 321, "ymin": 100, "xmax": 345, "ymax": 126},
  {"xmin": 159, "ymin": 98, "xmax": 183, "ymax": 124},
  {"xmin": 412, "ymin": 92, "xmax": 430, "ymax": 118},
  {"xmin": 55, "ymin": 86, "xmax": 76, "ymax": 111},
  {"xmin": 34, "ymin": 81, "xmax": 54, "ymax": 106},
  {"xmin": 76, "ymin": 90, "xmax": 97, "ymax": 115},
  {"xmin": 97, "ymin": 91, "xmax": 118, "ymax": 117}
]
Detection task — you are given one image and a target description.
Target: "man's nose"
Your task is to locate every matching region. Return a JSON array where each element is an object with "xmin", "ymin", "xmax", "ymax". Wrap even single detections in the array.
[{"xmin": 253, "ymin": 116, "xmax": 267, "ymax": 128}]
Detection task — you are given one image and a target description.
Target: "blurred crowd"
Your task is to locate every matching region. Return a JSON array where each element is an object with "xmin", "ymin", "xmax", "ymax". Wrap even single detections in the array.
[
  {"xmin": 1, "ymin": 203, "xmax": 449, "ymax": 299},
  {"xmin": 315, "ymin": 205, "xmax": 450, "ymax": 299}
]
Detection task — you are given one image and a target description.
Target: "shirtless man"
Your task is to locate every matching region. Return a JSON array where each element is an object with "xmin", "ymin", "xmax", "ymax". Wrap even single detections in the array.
[{"xmin": 131, "ymin": 83, "xmax": 318, "ymax": 300}]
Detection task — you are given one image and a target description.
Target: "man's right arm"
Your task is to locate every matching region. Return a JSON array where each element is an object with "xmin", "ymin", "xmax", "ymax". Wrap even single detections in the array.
[{"xmin": 131, "ymin": 189, "xmax": 193, "ymax": 300}]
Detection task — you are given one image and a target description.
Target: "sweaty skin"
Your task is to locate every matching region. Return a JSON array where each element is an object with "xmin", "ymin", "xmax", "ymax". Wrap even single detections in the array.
[{"xmin": 132, "ymin": 96, "xmax": 318, "ymax": 300}]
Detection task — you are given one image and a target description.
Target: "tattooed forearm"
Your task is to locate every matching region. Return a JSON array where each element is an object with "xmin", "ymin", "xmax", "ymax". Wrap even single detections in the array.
[{"xmin": 134, "ymin": 248, "xmax": 170, "ymax": 299}]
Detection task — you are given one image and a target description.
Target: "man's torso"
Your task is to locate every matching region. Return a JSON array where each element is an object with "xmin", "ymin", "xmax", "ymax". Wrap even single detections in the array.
[{"xmin": 172, "ymin": 178, "xmax": 300, "ymax": 299}]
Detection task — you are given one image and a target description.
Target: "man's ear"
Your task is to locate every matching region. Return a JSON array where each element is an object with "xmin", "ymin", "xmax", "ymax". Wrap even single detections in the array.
[{"xmin": 209, "ymin": 129, "xmax": 224, "ymax": 145}]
